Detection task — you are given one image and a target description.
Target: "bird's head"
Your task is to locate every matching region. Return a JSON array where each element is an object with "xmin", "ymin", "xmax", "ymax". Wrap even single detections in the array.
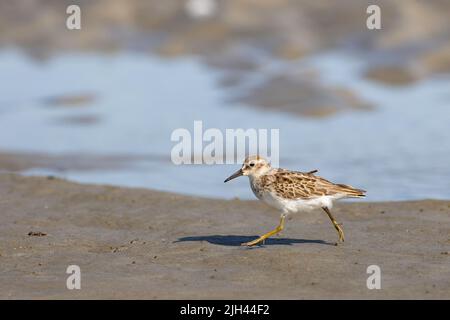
[{"xmin": 224, "ymin": 155, "xmax": 271, "ymax": 182}]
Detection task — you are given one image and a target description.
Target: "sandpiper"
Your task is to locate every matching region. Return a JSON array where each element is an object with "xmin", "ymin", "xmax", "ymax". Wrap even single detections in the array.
[{"xmin": 224, "ymin": 155, "xmax": 366, "ymax": 246}]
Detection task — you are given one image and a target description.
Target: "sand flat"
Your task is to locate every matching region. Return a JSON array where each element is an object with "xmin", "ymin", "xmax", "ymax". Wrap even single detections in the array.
[{"xmin": 0, "ymin": 173, "xmax": 449, "ymax": 299}]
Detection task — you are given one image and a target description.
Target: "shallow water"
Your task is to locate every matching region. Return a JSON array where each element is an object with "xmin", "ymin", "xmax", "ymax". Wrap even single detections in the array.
[{"xmin": 0, "ymin": 49, "xmax": 449, "ymax": 200}]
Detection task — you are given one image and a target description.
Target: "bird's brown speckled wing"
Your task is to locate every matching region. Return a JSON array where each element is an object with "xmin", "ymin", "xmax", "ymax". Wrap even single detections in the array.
[{"xmin": 260, "ymin": 169, "xmax": 365, "ymax": 200}]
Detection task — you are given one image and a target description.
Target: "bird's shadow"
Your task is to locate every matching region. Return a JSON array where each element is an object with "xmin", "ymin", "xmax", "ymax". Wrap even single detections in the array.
[{"xmin": 175, "ymin": 235, "xmax": 335, "ymax": 247}]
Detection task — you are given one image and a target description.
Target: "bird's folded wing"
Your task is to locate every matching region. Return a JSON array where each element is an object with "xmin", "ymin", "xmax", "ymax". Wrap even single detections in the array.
[{"xmin": 268, "ymin": 170, "xmax": 364, "ymax": 199}]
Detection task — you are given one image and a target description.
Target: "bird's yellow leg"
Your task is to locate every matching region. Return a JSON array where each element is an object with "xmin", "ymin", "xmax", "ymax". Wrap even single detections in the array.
[
  {"xmin": 242, "ymin": 214, "xmax": 286, "ymax": 247},
  {"xmin": 322, "ymin": 207, "xmax": 345, "ymax": 242}
]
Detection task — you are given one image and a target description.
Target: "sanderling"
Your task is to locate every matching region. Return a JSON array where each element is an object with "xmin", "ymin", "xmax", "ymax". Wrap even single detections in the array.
[{"xmin": 224, "ymin": 155, "xmax": 366, "ymax": 246}]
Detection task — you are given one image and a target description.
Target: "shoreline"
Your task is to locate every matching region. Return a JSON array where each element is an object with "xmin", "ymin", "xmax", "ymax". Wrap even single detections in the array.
[{"xmin": 0, "ymin": 173, "xmax": 449, "ymax": 299}]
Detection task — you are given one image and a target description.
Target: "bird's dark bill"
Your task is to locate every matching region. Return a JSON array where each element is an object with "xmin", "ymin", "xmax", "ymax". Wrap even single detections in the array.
[{"xmin": 224, "ymin": 169, "xmax": 243, "ymax": 183}]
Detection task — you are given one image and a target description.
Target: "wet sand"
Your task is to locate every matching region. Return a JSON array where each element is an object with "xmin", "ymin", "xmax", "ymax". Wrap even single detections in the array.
[
  {"xmin": 0, "ymin": 151, "xmax": 166, "ymax": 172},
  {"xmin": 0, "ymin": 173, "xmax": 449, "ymax": 299}
]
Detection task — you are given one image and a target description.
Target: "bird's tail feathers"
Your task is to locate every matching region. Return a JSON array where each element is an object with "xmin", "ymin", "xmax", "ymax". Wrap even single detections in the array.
[{"xmin": 335, "ymin": 183, "xmax": 366, "ymax": 198}]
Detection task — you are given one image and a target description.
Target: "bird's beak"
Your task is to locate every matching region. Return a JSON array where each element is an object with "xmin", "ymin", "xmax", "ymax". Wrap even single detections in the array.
[{"xmin": 224, "ymin": 169, "xmax": 243, "ymax": 183}]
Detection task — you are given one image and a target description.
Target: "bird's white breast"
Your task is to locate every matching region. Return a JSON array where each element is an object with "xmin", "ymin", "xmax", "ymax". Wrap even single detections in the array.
[{"xmin": 260, "ymin": 192, "xmax": 344, "ymax": 213}]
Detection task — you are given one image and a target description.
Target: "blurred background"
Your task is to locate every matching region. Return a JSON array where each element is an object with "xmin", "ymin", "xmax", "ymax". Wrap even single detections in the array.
[{"xmin": 0, "ymin": 0, "xmax": 449, "ymax": 200}]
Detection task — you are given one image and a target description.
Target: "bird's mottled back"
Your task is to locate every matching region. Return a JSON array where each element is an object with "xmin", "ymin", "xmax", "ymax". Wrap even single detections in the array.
[{"xmin": 252, "ymin": 168, "xmax": 366, "ymax": 200}]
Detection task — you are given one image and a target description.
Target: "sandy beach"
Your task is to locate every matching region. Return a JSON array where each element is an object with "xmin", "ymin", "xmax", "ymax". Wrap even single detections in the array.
[{"xmin": 0, "ymin": 173, "xmax": 449, "ymax": 299}]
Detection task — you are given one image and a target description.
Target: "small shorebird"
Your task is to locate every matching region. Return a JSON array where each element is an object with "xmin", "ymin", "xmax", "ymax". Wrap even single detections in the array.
[{"xmin": 224, "ymin": 155, "xmax": 366, "ymax": 246}]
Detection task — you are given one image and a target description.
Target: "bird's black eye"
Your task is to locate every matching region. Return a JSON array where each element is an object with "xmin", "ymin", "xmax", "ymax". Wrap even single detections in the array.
[{"xmin": 249, "ymin": 163, "xmax": 255, "ymax": 167}]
